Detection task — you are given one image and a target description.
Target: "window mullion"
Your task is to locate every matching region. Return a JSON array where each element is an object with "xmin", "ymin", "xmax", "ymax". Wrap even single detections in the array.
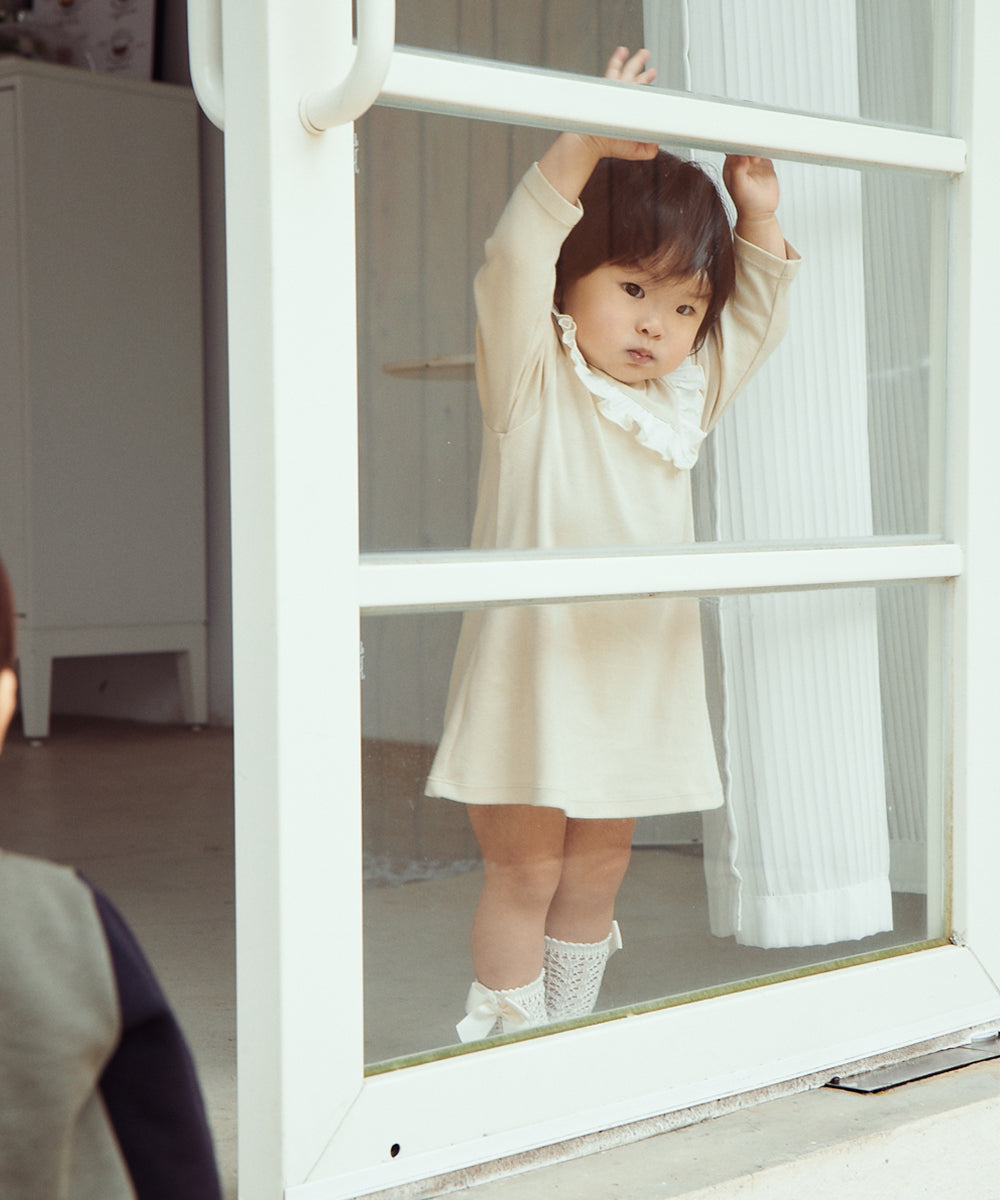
[
  {"xmin": 359, "ymin": 541, "xmax": 962, "ymax": 613},
  {"xmin": 377, "ymin": 47, "xmax": 966, "ymax": 174}
]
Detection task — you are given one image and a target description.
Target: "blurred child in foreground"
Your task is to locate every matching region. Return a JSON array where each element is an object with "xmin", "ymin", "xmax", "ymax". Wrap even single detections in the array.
[{"xmin": 0, "ymin": 556, "xmax": 223, "ymax": 1199}]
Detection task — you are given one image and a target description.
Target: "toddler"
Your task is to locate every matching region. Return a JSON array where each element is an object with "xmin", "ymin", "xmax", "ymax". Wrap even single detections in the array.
[{"xmin": 424, "ymin": 48, "xmax": 800, "ymax": 1041}]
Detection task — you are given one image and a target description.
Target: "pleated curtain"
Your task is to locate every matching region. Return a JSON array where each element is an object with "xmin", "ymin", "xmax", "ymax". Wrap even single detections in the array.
[{"xmin": 644, "ymin": 0, "xmax": 929, "ymax": 946}]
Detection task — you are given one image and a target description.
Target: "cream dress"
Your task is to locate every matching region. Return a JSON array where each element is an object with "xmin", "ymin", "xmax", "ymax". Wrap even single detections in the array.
[{"xmin": 425, "ymin": 164, "xmax": 800, "ymax": 818}]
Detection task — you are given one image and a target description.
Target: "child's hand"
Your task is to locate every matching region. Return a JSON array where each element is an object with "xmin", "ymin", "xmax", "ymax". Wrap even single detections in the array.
[
  {"xmin": 723, "ymin": 155, "xmax": 787, "ymax": 259},
  {"xmin": 722, "ymin": 155, "xmax": 780, "ymax": 224},
  {"xmin": 538, "ymin": 47, "xmax": 659, "ymax": 203},
  {"xmin": 604, "ymin": 45, "xmax": 657, "ymax": 87},
  {"xmin": 581, "ymin": 46, "xmax": 659, "ymax": 163}
]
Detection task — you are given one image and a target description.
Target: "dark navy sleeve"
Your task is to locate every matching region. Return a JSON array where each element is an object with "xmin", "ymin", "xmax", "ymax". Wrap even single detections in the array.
[{"xmin": 83, "ymin": 876, "xmax": 223, "ymax": 1200}]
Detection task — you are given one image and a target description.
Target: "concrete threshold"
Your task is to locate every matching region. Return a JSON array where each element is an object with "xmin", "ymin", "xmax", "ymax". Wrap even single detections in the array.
[{"xmin": 395, "ymin": 1050, "xmax": 1000, "ymax": 1199}]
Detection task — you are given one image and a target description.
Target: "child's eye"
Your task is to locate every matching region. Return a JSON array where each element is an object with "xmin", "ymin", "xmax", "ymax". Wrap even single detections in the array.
[
  {"xmin": 622, "ymin": 282, "xmax": 645, "ymax": 299},
  {"xmin": 677, "ymin": 304, "xmax": 697, "ymax": 316}
]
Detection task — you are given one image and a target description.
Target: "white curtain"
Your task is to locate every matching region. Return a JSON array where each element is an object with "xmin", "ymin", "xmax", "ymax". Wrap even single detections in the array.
[
  {"xmin": 857, "ymin": 0, "xmax": 942, "ymax": 893},
  {"xmin": 644, "ymin": 0, "xmax": 916, "ymax": 946}
]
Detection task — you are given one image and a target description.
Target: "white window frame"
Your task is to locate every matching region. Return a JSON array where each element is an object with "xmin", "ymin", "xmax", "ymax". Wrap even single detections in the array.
[{"xmin": 205, "ymin": 2, "xmax": 1000, "ymax": 1196}]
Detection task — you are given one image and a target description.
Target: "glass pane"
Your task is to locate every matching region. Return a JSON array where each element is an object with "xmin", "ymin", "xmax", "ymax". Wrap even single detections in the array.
[
  {"xmin": 357, "ymin": 107, "xmax": 946, "ymax": 553},
  {"xmin": 393, "ymin": 0, "xmax": 953, "ymax": 133},
  {"xmin": 394, "ymin": 0, "xmax": 645, "ymax": 76},
  {"xmin": 361, "ymin": 582, "xmax": 948, "ymax": 1067}
]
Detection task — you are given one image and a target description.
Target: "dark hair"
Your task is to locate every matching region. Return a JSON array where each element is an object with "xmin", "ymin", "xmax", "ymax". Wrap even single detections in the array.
[
  {"xmin": 556, "ymin": 151, "xmax": 736, "ymax": 351},
  {"xmin": 0, "ymin": 557, "xmax": 14, "ymax": 672}
]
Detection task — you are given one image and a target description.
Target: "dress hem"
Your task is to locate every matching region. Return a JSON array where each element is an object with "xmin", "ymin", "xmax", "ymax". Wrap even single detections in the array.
[{"xmin": 424, "ymin": 779, "xmax": 723, "ymax": 819}]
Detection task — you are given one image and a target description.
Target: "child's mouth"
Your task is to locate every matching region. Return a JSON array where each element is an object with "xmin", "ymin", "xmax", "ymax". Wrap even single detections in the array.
[{"xmin": 627, "ymin": 348, "xmax": 654, "ymax": 364}]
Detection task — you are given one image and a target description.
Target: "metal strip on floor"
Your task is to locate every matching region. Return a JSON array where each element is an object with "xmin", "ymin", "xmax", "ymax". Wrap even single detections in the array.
[{"xmin": 826, "ymin": 1033, "xmax": 1000, "ymax": 1093}]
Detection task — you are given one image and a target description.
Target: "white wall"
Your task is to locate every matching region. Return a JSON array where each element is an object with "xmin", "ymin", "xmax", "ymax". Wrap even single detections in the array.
[{"xmin": 49, "ymin": 0, "xmax": 234, "ymax": 725}]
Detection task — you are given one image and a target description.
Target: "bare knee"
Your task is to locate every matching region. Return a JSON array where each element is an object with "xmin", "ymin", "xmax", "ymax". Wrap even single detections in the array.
[
  {"xmin": 481, "ymin": 854, "xmax": 564, "ymax": 913},
  {"xmin": 561, "ymin": 841, "xmax": 632, "ymax": 902},
  {"xmin": 469, "ymin": 804, "xmax": 567, "ymax": 914},
  {"xmin": 564, "ymin": 819, "xmax": 633, "ymax": 888}
]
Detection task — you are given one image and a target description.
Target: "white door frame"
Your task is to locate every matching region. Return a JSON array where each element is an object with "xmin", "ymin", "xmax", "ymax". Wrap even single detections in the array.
[{"xmin": 198, "ymin": 3, "xmax": 1000, "ymax": 1196}]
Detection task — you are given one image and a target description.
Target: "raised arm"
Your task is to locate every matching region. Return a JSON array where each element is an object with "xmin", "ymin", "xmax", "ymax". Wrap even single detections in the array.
[
  {"xmin": 723, "ymin": 155, "xmax": 788, "ymax": 260},
  {"xmin": 537, "ymin": 47, "xmax": 659, "ymax": 204}
]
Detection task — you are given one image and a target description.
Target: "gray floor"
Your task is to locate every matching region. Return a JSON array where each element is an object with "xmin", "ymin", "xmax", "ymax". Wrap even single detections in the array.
[{"xmin": 0, "ymin": 717, "xmax": 928, "ymax": 1198}]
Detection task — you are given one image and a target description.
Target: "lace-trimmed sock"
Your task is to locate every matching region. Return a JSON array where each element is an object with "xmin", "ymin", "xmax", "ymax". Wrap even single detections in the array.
[
  {"xmin": 543, "ymin": 920, "xmax": 623, "ymax": 1021},
  {"xmin": 456, "ymin": 970, "xmax": 547, "ymax": 1044}
]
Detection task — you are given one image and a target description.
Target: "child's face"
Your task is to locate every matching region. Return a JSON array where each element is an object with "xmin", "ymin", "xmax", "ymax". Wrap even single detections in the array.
[{"xmin": 560, "ymin": 263, "xmax": 709, "ymax": 384}]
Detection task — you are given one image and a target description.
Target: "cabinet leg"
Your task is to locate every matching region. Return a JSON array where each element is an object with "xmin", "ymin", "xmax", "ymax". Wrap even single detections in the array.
[
  {"xmin": 177, "ymin": 635, "xmax": 209, "ymax": 727},
  {"xmin": 16, "ymin": 642, "xmax": 53, "ymax": 740}
]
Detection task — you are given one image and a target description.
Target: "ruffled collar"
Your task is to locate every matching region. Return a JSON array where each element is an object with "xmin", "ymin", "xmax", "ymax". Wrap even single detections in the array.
[{"xmin": 554, "ymin": 311, "xmax": 707, "ymax": 470}]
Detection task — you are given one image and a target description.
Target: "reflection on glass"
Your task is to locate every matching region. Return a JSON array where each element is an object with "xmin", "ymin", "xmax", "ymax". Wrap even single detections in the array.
[
  {"xmin": 394, "ymin": 0, "xmax": 951, "ymax": 132},
  {"xmin": 362, "ymin": 585, "xmax": 946, "ymax": 1067}
]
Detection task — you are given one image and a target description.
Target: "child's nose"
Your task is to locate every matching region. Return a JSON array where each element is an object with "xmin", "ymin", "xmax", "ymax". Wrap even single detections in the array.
[{"xmin": 638, "ymin": 310, "xmax": 663, "ymax": 337}]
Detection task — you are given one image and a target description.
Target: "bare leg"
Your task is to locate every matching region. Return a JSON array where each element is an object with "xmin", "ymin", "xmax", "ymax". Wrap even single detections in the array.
[
  {"xmin": 538, "ymin": 817, "xmax": 635, "ymax": 1021},
  {"xmin": 544, "ymin": 817, "xmax": 636, "ymax": 942},
  {"xmin": 467, "ymin": 804, "xmax": 567, "ymax": 989}
]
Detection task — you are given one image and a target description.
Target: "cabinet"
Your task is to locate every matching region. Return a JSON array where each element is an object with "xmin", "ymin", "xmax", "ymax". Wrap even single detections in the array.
[{"xmin": 0, "ymin": 59, "xmax": 207, "ymax": 737}]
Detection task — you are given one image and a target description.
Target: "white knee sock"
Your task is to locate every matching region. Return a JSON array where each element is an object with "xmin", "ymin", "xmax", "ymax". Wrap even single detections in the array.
[
  {"xmin": 456, "ymin": 970, "xmax": 547, "ymax": 1043},
  {"xmin": 543, "ymin": 921, "xmax": 623, "ymax": 1021}
]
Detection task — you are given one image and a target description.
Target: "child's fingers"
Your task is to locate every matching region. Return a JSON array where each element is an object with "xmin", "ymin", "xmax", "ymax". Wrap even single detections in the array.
[
  {"xmin": 724, "ymin": 155, "xmax": 775, "ymax": 189},
  {"xmin": 591, "ymin": 137, "xmax": 659, "ymax": 163},
  {"xmin": 726, "ymin": 154, "xmax": 775, "ymax": 172},
  {"xmin": 622, "ymin": 48, "xmax": 653, "ymax": 84},
  {"xmin": 605, "ymin": 46, "xmax": 656, "ymax": 85},
  {"xmin": 604, "ymin": 46, "xmax": 630, "ymax": 79},
  {"xmin": 722, "ymin": 155, "xmax": 744, "ymax": 183}
]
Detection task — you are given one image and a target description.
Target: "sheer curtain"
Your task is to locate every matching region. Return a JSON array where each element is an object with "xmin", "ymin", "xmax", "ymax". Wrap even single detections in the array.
[{"xmin": 642, "ymin": 0, "xmax": 936, "ymax": 946}]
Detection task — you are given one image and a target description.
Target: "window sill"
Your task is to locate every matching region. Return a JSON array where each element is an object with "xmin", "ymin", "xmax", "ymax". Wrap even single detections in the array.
[{"xmin": 390, "ymin": 1045, "xmax": 1000, "ymax": 1199}]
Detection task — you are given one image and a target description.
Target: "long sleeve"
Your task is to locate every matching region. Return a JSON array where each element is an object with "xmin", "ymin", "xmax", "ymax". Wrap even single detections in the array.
[
  {"xmin": 473, "ymin": 163, "xmax": 582, "ymax": 433},
  {"xmin": 90, "ymin": 883, "xmax": 223, "ymax": 1200},
  {"xmin": 698, "ymin": 234, "xmax": 801, "ymax": 432}
]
